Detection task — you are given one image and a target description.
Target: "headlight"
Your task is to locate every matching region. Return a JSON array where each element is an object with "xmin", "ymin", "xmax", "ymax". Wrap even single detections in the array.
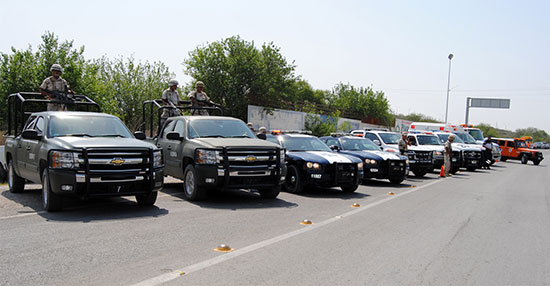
[
  {"xmin": 364, "ymin": 159, "xmax": 377, "ymax": 165},
  {"xmin": 386, "ymin": 148, "xmax": 397, "ymax": 153},
  {"xmin": 50, "ymin": 151, "xmax": 78, "ymax": 169},
  {"xmin": 153, "ymin": 150, "xmax": 163, "ymax": 168},
  {"xmin": 279, "ymin": 149, "xmax": 285, "ymax": 164},
  {"xmin": 196, "ymin": 149, "xmax": 219, "ymax": 164},
  {"xmin": 357, "ymin": 162, "xmax": 363, "ymax": 169},
  {"xmin": 434, "ymin": 151, "xmax": 443, "ymax": 156},
  {"xmin": 306, "ymin": 162, "xmax": 321, "ymax": 169}
]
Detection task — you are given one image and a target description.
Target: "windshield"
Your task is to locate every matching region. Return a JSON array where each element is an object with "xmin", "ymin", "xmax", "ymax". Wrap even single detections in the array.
[
  {"xmin": 437, "ymin": 133, "xmax": 465, "ymax": 143},
  {"xmin": 417, "ymin": 135, "xmax": 442, "ymax": 145},
  {"xmin": 468, "ymin": 129, "xmax": 484, "ymax": 141},
  {"xmin": 281, "ymin": 136, "xmax": 331, "ymax": 152},
  {"xmin": 188, "ymin": 119, "xmax": 256, "ymax": 139},
  {"xmin": 48, "ymin": 115, "xmax": 133, "ymax": 138},
  {"xmin": 456, "ymin": 132, "xmax": 477, "ymax": 144},
  {"xmin": 516, "ymin": 141, "xmax": 528, "ymax": 148},
  {"xmin": 341, "ymin": 138, "xmax": 380, "ymax": 151},
  {"xmin": 379, "ymin": 132, "xmax": 400, "ymax": 144}
]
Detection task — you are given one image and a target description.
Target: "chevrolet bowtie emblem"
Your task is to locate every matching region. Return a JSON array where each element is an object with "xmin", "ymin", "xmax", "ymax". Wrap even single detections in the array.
[
  {"xmin": 245, "ymin": 155, "xmax": 257, "ymax": 162},
  {"xmin": 110, "ymin": 158, "xmax": 125, "ymax": 166}
]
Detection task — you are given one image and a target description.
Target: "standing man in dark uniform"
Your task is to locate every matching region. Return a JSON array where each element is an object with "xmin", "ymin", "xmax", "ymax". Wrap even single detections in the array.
[
  {"xmin": 40, "ymin": 64, "xmax": 74, "ymax": 111},
  {"xmin": 444, "ymin": 134, "xmax": 455, "ymax": 177}
]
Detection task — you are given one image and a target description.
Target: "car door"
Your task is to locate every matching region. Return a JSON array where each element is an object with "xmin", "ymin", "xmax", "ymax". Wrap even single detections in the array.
[
  {"xmin": 25, "ymin": 116, "xmax": 45, "ymax": 183},
  {"xmin": 17, "ymin": 116, "xmax": 37, "ymax": 180},
  {"xmin": 168, "ymin": 119, "xmax": 186, "ymax": 175},
  {"xmin": 156, "ymin": 120, "xmax": 177, "ymax": 175}
]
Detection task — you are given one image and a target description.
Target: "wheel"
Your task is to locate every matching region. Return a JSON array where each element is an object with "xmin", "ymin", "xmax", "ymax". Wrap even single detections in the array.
[
  {"xmin": 136, "ymin": 191, "xmax": 158, "ymax": 206},
  {"xmin": 284, "ymin": 165, "xmax": 303, "ymax": 193},
  {"xmin": 490, "ymin": 160, "xmax": 495, "ymax": 165},
  {"xmin": 412, "ymin": 170, "xmax": 427, "ymax": 177},
  {"xmin": 533, "ymin": 159, "xmax": 541, "ymax": 166},
  {"xmin": 500, "ymin": 157, "xmax": 507, "ymax": 162},
  {"xmin": 341, "ymin": 184, "xmax": 359, "ymax": 193},
  {"xmin": 259, "ymin": 185, "xmax": 281, "ymax": 199},
  {"xmin": 183, "ymin": 164, "xmax": 206, "ymax": 201},
  {"xmin": 42, "ymin": 169, "xmax": 62, "ymax": 211},
  {"xmin": 520, "ymin": 154, "xmax": 528, "ymax": 164},
  {"xmin": 466, "ymin": 167, "xmax": 476, "ymax": 171},
  {"xmin": 8, "ymin": 161, "xmax": 25, "ymax": 193},
  {"xmin": 389, "ymin": 177, "xmax": 404, "ymax": 184}
]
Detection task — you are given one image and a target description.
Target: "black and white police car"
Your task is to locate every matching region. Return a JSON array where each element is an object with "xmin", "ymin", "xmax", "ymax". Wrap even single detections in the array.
[
  {"xmin": 270, "ymin": 132, "xmax": 363, "ymax": 193},
  {"xmin": 320, "ymin": 134, "xmax": 408, "ymax": 184}
]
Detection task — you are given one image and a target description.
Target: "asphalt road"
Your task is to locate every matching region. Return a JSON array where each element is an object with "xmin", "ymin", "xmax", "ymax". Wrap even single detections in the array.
[{"xmin": 1, "ymin": 150, "xmax": 549, "ymax": 286}]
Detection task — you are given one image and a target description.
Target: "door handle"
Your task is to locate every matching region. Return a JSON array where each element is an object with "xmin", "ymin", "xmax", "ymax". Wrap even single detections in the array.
[
  {"xmin": 167, "ymin": 145, "xmax": 172, "ymax": 150},
  {"xmin": 26, "ymin": 146, "xmax": 31, "ymax": 150}
]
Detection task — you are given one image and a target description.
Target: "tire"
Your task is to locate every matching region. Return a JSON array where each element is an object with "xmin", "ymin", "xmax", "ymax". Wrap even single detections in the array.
[
  {"xmin": 284, "ymin": 165, "xmax": 303, "ymax": 194},
  {"xmin": 136, "ymin": 191, "xmax": 158, "ymax": 206},
  {"xmin": 341, "ymin": 184, "xmax": 359, "ymax": 193},
  {"xmin": 490, "ymin": 160, "xmax": 495, "ymax": 165},
  {"xmin": 520, "ymin": 154, "xmax": 528, "ymax": 164},
  {"xmin": 466, "ymin": 167, "xmax": 476, "ymax": 171},
  {"xmin": 533, "ymin": 159, "xmax": 541, "ymax": 166},
  {"xmin": 389, "ymin": 178, "xmax": 404, "ymax": 184},
  {"xmin": 500, "ymin": 157, "xmax": 507, "ymax": 162},
  {"xmin": 183, "ymin": 164, "xmax": 206, "ymax": 201},
  {"xmin": 259, "ymin": 185, "xmax": 281, "ymax": 199},
  {"xmin": 42, "ymin": 169, "xmax": 62, "ymax": 212},
  {"xmin": 8, "ymin": 161, "xmax": 25, "ymax": 193},
  {"xmin": 412, "ymin": 170, "xmax": 427, "ymax": 177}
]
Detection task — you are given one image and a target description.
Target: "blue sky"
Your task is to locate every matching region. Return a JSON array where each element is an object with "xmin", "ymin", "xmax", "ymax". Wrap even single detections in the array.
[{"xmin": 1, "ymin": 0, "xmax": 549, "ymax": 133}]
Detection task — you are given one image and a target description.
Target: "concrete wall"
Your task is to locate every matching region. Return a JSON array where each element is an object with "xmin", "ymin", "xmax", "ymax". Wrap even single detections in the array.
[{"xmin": 247, "ymin": 105, "xmax": 385, "ymax": 132}]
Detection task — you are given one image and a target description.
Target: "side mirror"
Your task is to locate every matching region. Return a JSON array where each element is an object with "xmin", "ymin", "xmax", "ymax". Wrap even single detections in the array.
[
  {"xmin": 166, "ymin": 132, "xmax": 183, "ymax": 141},
  {"xmin": 373, "ymin": 139, "xmax": 381, "ymax": 146},
  {"xmin": 380, "ymin": 147, "xmax": 384, "ymax": 151},
  {"xmin": 329, "ymin": 145, "xmax": 341, "ymax": 151},
  {"xmin": 134, "ymin": 131, "xmax": 146, "ymax": 140},
  {"xmin": 22, "ymin": 130, "xmax": 42, "ymax": 141}
]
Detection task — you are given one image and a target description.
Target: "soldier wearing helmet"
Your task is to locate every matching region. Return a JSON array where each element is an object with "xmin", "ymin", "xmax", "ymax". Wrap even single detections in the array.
[
  {"xmin": 444, "ymin": 134, "xmax": 455, "ymax": 177},
  {"xmin": 188, "ymin": 81, "xmax": 215, "ymax": 116},
  {"xmin": 257, "ymin": 126, "xmax": 267, "ymax": 140},
  {"xmin": 398, "ymin": 131, "xmax": 410, "ymax": 155},
  {"xmin": 40, "ymin": 64, "xmax": 74, "ymax": 111},
  {"xmin": 161, "ymin": 79, "xmax": 181, "ymax": 122}
]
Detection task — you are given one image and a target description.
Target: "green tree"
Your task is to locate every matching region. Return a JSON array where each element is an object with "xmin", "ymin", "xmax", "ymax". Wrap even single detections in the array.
[
  {"xmin": 395, "ymin": 112, "xmax": 441, "ymax": 123},
  {"xmin": 183, "ymin": 36, "xmax": 297, "ymax": 120},
  {"xmin": 476, "ymin": 123, "xmax": 499, "ymax": 137}
]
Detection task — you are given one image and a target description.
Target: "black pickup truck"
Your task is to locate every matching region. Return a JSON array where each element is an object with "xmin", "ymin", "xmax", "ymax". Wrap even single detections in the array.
[
  {"xmin": 4, "ymin": 93, "xmax": 164, "ymax": 211},
  {"xmin": 142, "ymin": 100, "xmax": 286, "ymax": 201}
]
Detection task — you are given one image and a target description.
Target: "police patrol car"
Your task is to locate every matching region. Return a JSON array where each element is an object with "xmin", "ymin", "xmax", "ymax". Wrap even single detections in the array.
[
  {"xmin": 270, "ymin": 132, "xmax": 363, "ymax": 193},
  {"xmin": 320, "ymin": 134, "xmax": 408, "ymax": 184}
]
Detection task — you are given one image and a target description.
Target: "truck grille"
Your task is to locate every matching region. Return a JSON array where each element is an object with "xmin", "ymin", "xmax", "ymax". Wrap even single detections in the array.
[
  {"xmin": 325, "ymin": 163, "xmax": 357, "ymax": 183},
  {"xmin": 407, "ymin": 150, "xmax": 432, "ymax": 163},
  {"xmin": 217, "ymin": 147, "xmax": 282, "ymax": 188},
  {"xmin": 78, "ymin": 148, "xmax": 151, "ymax": 174},
  {"xmin": 464, "ymin": 150, "xmax": 481, "ymax": 160}
]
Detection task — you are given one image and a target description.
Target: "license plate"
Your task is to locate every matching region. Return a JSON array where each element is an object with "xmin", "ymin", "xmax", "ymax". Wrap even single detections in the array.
[
  {"xmin": 370, "ymin": 168, "xmax": 378, "ymax": 172},
  {"xmin": 452, "ymin": 158, "xmax": 457, "ymax": 162}
]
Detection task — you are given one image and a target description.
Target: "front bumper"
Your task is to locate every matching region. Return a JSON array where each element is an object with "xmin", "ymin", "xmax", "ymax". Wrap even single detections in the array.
[
  {"xmin": 48, "ymin": 168, "xmax": 164, "ymax": 197},
  {"xmin": 303, "ymin": 164, "xmax": 362, "ymax": 188},
  {"xmin": 363, "ymin": 160, "xmax": 406, "ymax": 180},
  {"xmin": 195, "ymin": 164, "xmax": 286, "ymax": 189}
]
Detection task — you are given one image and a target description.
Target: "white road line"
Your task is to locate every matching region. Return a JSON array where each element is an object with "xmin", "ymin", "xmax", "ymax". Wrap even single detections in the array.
[
  {"xmin": 131, "ymin": 179, "xmax": 444, "ymax": 286},
  {"xmin": 0, "ymin": 193, "xmax": 175, "ymax": 220}
]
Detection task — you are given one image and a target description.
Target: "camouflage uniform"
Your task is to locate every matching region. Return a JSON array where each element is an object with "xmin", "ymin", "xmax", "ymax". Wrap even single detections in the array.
[
  {"xmin": 444, "ymin": 140, "xmax": 453, "ymax": 176},
  {"xmin": 161, "ymin": 88, "xmax": 181, "ymax": 118},
  {"xmin": 188, "ymin": 90, "xmax": 211, "ymax": 116},
  {"xmin": 40, "ymin": 76, "xmax": 70, "ymax": 111}
]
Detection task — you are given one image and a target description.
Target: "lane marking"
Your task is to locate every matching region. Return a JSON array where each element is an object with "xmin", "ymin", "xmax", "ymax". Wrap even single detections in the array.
[{"xmin": 131, "ymin": 179, "xmax": 444, "ymax": 286}]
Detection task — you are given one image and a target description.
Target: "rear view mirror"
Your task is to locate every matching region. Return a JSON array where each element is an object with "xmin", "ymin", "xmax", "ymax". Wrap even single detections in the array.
[
  {"xmin": 134, "ymin": 131, "xmax": 146, "ymax": 140},
  {"xmin": 373, "ymin": 139, "xmax": 381, "ymax": 146},
  {"xmin": 22, "ymin": 130, "xmax": 42, "ymax": 141},
  {"xmin": 166, "ymin": 132, "xmax": 183, "ymax": 141},
  {"xmin": 329, "ymin": 145, "xmax": 341, "ymax": 151}
]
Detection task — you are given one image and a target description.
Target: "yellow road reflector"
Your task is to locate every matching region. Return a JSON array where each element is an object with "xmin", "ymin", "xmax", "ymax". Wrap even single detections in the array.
[
  {"xmin": 387, "ymin": 192, "xmax": 395, "ymax": 196},
  {"xmin": 410, "ymin": 185, "xmax": 416, "ymax": 188},
  {"xmin": 300, "ymin": 219, "xmax": 313, "ymax": 225},
  {"xmin": 179, "ymin": 271, "xmax": 186, "ymax": 276},
  {"xmin": 352, "ymin": 203, "xmax": 360, "ymax": 208},
  {"xmin": 213, "ymin": 244, "xmax": 234, "ymax": 252}
]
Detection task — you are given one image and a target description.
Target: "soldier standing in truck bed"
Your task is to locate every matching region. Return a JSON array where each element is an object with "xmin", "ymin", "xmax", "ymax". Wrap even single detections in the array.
[
  {"xmin": 161, "ymin": 79, "xmax": 181, "ymax": 118},
  {"xmin": 188, "ymin": 81, "xmax": 214, "ymax": 116},
  {"xmin": 39, "ymin": 64, "xmax": 74, "ymax": 111}
]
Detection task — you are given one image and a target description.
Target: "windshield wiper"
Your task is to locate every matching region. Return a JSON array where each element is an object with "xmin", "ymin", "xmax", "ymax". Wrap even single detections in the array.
[
  {"xmin": 98, "ymin": 134, "xmax": 126, "ymax": 138},
  {"xmin": 201, "ymin": 135, "xmax": 225, "ymax": 138},
  {"xmin": 229, "ymin": 135, "xmax": 250, "ymax": 138},
  {"xmin": 64, "ymin": 133, "xmax": 94, "ymax": 137}
]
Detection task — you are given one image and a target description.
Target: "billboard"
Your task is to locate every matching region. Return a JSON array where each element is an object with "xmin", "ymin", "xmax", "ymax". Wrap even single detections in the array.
[{"xmin": 469, "ymin": 98, "xmax": 510, "ymax": 109}]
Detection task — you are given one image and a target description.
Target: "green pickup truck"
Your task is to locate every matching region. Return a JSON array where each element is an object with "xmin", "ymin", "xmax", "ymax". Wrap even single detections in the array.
[
  {"xmin": 142, "ymin": 100, "xmax": 286, "ymax": 200},
  {"xmin": 3, "ymin": 93, "xmax": 164, "ymax": 211}
]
